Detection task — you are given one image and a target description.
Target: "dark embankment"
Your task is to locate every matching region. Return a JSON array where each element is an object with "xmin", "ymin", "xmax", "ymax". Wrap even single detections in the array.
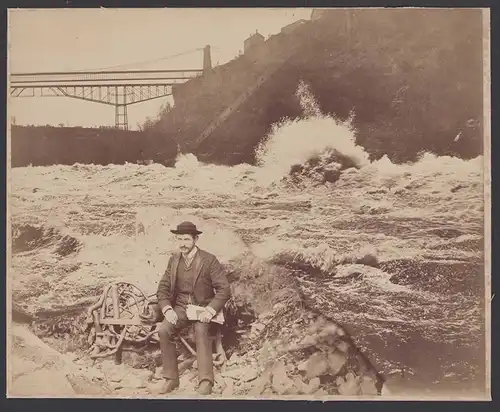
[
  {"xmin": 153, "ymin": 8, "xmax": 483, "ymax": 165},
  {"xmin": 11, "ymin": 125, "xmax": 178, "ymax": 167}
]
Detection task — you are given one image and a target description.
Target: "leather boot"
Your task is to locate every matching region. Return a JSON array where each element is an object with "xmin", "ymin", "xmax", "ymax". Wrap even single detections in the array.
[
  {"xmin": 197, "ymin": 379, "xmax": 213, "ymax": 395},
  {"xmin": 161, "ymin": 378, "xmax": 180, "ymax": 394}
]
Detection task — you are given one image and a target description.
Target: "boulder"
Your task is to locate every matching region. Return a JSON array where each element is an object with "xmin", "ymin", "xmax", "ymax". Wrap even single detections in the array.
[
  {"xmin": 250, "ymin": 322, "xmax": 266, "ymax": 334},
  {"xmin": 213, "ymin": 373, "xmax": 227, "ymax": 394},
  {"xmin": 292, "ymin": 376, "xmax": 309, "ymax": 394},
  {"xmin": 221, "ymin": 366, "xmax": 259, "ymax": 382},
  {"xmin": 337, "ymin": 372, "xmax": 362, "ymax": 396},
  {"xmin": 271, "ymin": 361, "xmax": 298, "ymax": 395},
  {"xmin": 104, "ymin": 365, "xmax": 128, "ymax": 383},
  {"xmin": 307, "ymin": 377, "xmax": 321, "ymax": 394},
  {"xmin": 179, "ymin": 370, "xmax": 196, "ymax": 392},
  {"xmin": 248, "ymin": 368, "xmax": 272, "ymax": 395},
  {"xmin": 241, "ymin": 368, "xmax": 260, "ymax": 382},
  {"xmin": 360, "ymin": 376, "xmax": 379, "ymax": 395},
  {"xmin": 326, "ymin": 351, "xmax": 347, "ymax": 376},
  {"xmin": 336, "ymin": 341, "xmax": 350, "ymax": 353},
  {"xmin": 154, "ymin": 366, "xmax": 163, "ymax": 380},
  {"xmin": 9, "ymin": 323, "xmax": 110, "ymax": 397},
  {"xmin": 313, "ymin": 388, "xmax": 329, "ymax": 396},
  {"xmin": 109, "ymin": 381, "xmax": 124, "ymax": 391},
  {"xmin": 147, "ymin": 379, "xmax": 166, "ymax": 395},
  {"xmin": 222, "ymin": 377, "xmax": 235, "ymax": 396},
  {"xmin": 298, "ymin": 352, "xmax": 329, "ymax": 379},
  {"xmin": 111, "ymin": 370, "xmax": 150, "ymax": 390},
  {"xmin": 11, "ymin": 368, "xmax": 76, "ymax": 397},
  {"xmin": 227, "ymin": 354, "xmax": 242, "ymax": 366}
]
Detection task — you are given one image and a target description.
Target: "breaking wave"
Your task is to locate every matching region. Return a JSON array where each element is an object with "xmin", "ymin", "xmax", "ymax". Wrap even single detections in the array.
[{"xmin": 252, "ymin": 81, "xmax": 483, "ymax": 191}]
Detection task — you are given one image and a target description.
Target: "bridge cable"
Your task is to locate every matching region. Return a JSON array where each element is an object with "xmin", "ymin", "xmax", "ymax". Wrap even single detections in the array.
[{"xmin": 69, "ymin": 47, "xmax": 204, "ymax": 72}]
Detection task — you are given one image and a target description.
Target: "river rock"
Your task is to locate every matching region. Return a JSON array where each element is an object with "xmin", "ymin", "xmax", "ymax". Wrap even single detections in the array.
[
  {"xmin": 109, "ymin": 381, "xmax": 124, "ymax": 391},
  {"xmin": 327, "ymin": 351, "xmax": 347, "ymax": 375},
  {"xmin": 147, "ymin": 379, "xmax": 166, "ymax": 395},
  {"xmin": 75, "ymin": 358, "xmax": 95, "ymax": 368},
  {"xmin": 221, "ymin": 366, "xmax": 259, "ymax": 382},
  {"xmin": 227, "ymin": 354, "xmax": 241, "ymax": 366},
  {"xmin": 106, "ymin": 365, "xmax": 128, "ymax": 383},
  {"xmin": 66, "ymin": 370, "xmax": 111, "ymax": 395},
  {"xmin": 307, "ymin": 377, "xmax": 321, "ymax": 394},
  {"xmin": 241, "ymin": 367, "xmax": 260, "ymax": 382},
  {"xmin": 213, "ymin": 374, "xmax": 227, "ymax": 394},
  {"xmin": 121, "ymin": 373, "xmax": 147, "ymax": 389},
  {"xmin": 121, "ymin": 351, "xmax": 147, "ymax": 369},
  {"xmin": 337, "ymin": 372, "xmax": 362, "ymax": 396},
  {"xmin": 179, "ymin": 371, "xmax": 196, "ymax": 392},
  {"xmin": 12, "ymin": 368, "xmax": 76, "ymax": 397},
  {"xmin": 222, "ymin": 377, "xmax": 234, "ymax": 396},
  {"xmin": 313, "ymin": 388, "xmax": 329, "ymax": 396},
  {"xmin": 360, "ymin": 376, "xmax": 379, "ymax": 395},
  {"xmin": 271, "ymin": 360, "xmax": 298, "ymax": 395},
  {"xmin": 9, "ymin": 324, "xmax": 109, "ymax": 396},
  {"xmin": 221, "ymin": 367, "xmax": 245, "ymax": 380},
  {"xmin": 178, "ymin": 358, "xmax": 196, "ymax": 375},
  {"xmin": 292, "ymin": 376, "xmax": 309, "ymax": 394},
  {"xmin": 319, "ymin": 323, "xmax": 341, "ymax": 338},
  {"xmin": 139, "ymin": 368, "xmax": 154, "ymax": 381},
  {"xmin": 154, "ymin": 366, "xmax": 163, "ymax": 380},
  {"xmin": 11, "ymin": 357, "xmax": 40, "ymax": 380},
  {"xmin": 258, "ymin": 311, "xmax": 272, "ymax": 320},
  {"xmin": 336, "ymin": 341, "xmax": 350, "ymax": 353},
  {"xmin": 251, "ymin": 322, "xmax": 265, "ymax": 334},
  {"xmin": 298, "ymin": 352, "xmax": 329, "ymax": 379},
  {"xmin": 248, "ymin": 368, "xmax": 272, "ymax": 395},
  {"xmin": 299, "ymin": 335, "xmax": 317, "ymax": 347}
]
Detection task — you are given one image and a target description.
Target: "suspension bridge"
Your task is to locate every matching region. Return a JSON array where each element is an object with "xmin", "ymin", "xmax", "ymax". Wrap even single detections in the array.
[{"xmin": 9, "ymin": 46, "xmax": 212, "ymax": 130}]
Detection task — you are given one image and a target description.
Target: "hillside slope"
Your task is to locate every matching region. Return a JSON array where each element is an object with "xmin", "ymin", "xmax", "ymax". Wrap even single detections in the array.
[{"xmin": 153, "ymin": 8, "xmax": 483, "ymax": 165}]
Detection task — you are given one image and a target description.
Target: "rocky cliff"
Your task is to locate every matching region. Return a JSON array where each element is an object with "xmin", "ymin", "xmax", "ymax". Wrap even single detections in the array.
[{"xmin": 154, "ymin": 8, "xmax": 483, "ymax": 165}]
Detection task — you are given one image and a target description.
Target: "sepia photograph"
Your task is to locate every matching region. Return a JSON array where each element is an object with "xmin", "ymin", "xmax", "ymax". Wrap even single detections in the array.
[{"xmin": 6, "ymin": 7, "xmax": 491, "ymax": 400}]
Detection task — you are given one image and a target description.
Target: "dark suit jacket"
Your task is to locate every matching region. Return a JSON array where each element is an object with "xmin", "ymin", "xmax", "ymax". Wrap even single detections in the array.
[{"xmin": 156, "ymin": 248, "xmax": 231, "ymax": 314}]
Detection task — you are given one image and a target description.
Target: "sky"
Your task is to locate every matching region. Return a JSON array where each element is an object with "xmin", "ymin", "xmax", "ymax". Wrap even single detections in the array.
[{"xmin": 8, "ymin": 8, "xmax": 313, "ymax": 130}]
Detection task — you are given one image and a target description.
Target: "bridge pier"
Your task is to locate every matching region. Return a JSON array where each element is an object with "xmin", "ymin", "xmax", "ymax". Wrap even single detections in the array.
[
  {"xmin": 114, "ymin": 85, "xmax": 128, "ymax": 130},
  {"xmin": 115, "ymin": 104, "xmax": 129, "ymax": 131}
]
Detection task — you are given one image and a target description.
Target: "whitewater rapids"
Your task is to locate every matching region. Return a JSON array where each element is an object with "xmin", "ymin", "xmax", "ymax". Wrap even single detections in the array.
[{"xmin": 10, "ymin": 86, "xmax": 486, "ymax": 395}]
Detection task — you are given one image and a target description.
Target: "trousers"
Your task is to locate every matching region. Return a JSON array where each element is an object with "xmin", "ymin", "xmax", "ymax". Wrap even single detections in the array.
[{"xmin": 158, "ymin": 305, "xmax": 214, "ymax": 384}]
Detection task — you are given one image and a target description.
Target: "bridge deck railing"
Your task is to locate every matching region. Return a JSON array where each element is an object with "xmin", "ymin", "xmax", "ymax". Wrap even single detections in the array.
[{"xmin": 10, "ymin": 69, "xmax": 204, "ymax": 86}]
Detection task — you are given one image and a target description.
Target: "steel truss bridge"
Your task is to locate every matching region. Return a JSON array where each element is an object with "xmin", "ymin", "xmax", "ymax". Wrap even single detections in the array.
[{"xmin": 9, "ymin": 68, "xmax": 203, "ymax": 130}]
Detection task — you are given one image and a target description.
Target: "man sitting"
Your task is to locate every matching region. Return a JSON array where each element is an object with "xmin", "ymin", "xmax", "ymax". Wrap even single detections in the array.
[{"xmin": 156, "ymin": 221, "xmax": 231, "ymax": 395}]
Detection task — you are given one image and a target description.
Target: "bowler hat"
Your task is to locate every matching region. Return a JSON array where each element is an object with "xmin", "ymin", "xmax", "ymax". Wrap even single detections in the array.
[{"xmin": 170, "ymin": 221, "xmax": 202, "ymax": 235}]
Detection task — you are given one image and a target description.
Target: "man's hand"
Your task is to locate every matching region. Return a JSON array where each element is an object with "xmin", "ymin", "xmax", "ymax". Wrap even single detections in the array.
[
  {"xmin": 198, "ymin": 309, "xmax": 214, "ymax": 323},
  {"xmin": 163, "ymin": 307, "xmax": 178, "ymax": 325}
]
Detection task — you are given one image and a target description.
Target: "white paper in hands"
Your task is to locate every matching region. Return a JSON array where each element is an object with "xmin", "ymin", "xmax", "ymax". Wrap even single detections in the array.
[{"xmin": 186, "ymin": 304, "xmax": 225, "ymax": 325}]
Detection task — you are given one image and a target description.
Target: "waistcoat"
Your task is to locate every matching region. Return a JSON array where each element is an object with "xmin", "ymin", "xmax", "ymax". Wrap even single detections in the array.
[{"xmin": 175, "ymin": 257, "xmax": 196, "ymax": 307}]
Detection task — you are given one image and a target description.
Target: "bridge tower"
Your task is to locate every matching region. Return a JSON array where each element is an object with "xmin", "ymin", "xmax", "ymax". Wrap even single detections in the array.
[{"xmin": 203, "ymin": 45, "xmax": 212, "ymax": 71}]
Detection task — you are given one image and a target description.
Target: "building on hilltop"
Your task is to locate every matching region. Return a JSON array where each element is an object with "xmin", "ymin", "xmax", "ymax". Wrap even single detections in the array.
[
  {"xmin": 310, "ymin": 8, "xmax": 329, "ymax": 21},
  {"xmin": 244, "ymin": 30, "xmax": 265, "ymax": 54}
]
